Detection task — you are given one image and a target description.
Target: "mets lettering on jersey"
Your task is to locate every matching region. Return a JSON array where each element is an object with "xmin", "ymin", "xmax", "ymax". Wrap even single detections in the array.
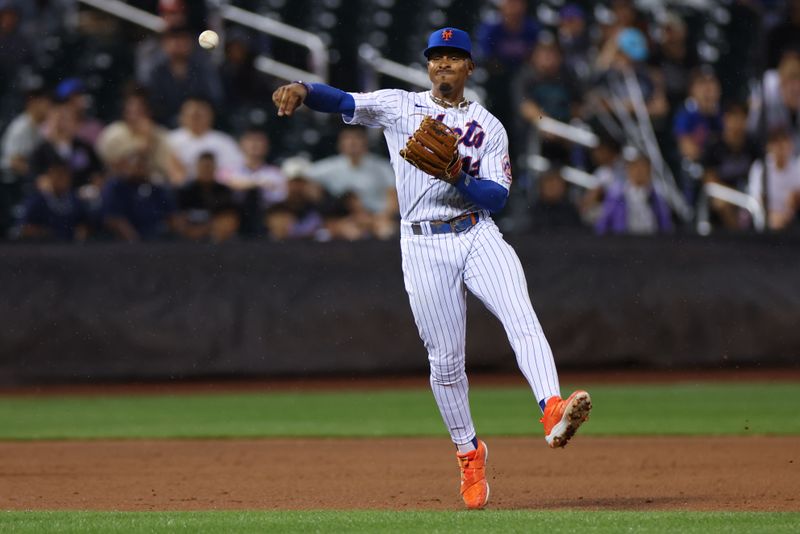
[{"xmin": 345, "ymin": 89, "xmax": 513, "ymax": 222}]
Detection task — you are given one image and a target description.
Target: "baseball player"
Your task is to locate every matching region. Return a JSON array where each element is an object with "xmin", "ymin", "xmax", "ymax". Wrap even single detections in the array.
[{"xmin": 273, "ymin": 27, "xmax": 591, "ymax": 510}]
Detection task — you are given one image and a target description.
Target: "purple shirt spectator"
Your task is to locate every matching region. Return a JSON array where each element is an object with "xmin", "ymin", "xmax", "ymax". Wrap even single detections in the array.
[{"xmin": 596, "ymin": 180, "xmax": 673, "ymax": 235}]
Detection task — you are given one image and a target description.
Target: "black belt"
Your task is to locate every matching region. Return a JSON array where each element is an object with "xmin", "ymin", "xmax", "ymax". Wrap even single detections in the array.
[{"xmin": 411, "ymin": 212, "xmax": 482, "ymax": 235}]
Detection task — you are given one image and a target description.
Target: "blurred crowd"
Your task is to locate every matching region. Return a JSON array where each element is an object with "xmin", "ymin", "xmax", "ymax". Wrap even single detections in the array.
[{"xmin": 1, "ymin": 0, "xmax": 800, "ymax": 243}]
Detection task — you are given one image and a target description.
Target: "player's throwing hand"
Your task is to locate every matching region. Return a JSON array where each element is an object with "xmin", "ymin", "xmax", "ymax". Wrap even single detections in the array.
[{"xmin": 272, "ymin": 83, "xmax": 309, "ymax": 117}]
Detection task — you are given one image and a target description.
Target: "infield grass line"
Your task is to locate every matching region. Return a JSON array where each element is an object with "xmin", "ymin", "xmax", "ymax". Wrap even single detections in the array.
[
  {"xmin": 1, "ymin": 510, "xmax": 799, "ymax": 534},
  {"xmin": 0, "ymin": 383, "xmax": 798, "ymax": 440}
]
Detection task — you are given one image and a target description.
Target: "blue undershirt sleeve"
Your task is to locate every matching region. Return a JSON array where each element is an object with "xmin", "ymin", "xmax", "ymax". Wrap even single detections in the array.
[
  {"xmin": 301, "ymin": 83, "xmax": 356, "ymax": 116},
  {"xmin": 453, "ymin": 172, "xmax": 509, "ymax": 213}
]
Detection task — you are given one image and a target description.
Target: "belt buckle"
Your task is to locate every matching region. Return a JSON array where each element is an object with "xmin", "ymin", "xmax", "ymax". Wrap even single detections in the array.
[{"xmin": 450, "ymin": 213, "xmax": 477, "ymax": 233}]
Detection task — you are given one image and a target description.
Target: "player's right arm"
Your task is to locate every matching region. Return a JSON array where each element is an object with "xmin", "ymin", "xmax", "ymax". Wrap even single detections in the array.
[
  {"xmin": 272, "ymin": 82, "xmax": 355, "ymax": 117},
  {"xmin": 272, "ymin": 83, "xmax": 401, "ymax": 128}
]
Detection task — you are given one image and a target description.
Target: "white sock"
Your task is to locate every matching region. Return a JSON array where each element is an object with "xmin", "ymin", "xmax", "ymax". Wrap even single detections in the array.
[{"xmin": 456, "ymin": 439, "xmax": 477, "ymax": 454}]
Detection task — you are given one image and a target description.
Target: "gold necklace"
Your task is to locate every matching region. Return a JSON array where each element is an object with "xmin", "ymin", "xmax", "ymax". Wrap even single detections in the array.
[{"xmin": 430, "ymin": 92, "xmax": 470, "ymax": 109}]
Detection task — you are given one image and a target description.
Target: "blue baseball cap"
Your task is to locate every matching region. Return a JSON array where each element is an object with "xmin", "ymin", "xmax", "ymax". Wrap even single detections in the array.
[
  {"xmin": 617, "ymin": 27, "xmax": 648, "ymax": 62},
  {"xmin": 55, "ymin": 78, "xmax": 86, "ymax": 101},
  {"xmin": 559, "ymin": 4, "xmax": 585, "ymax": 21},
  {"xmin": 424, "ymin": 27, "xmax": 472, "ymax": 58}
]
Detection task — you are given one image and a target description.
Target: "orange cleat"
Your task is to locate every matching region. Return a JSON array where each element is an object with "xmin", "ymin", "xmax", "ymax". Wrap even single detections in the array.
[
  {"xmin": 540, "ymin": 390, "xmax": 592, "ymax": 448},
  {"xmin": 456, "ymin": 440, "xmax": 490, "ymax": 510}
]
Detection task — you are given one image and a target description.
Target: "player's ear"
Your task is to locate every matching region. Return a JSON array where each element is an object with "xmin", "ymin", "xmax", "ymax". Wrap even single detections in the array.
[{"xmin": 467, "ymin": 59, "xmax": 475, "ymax": 76}]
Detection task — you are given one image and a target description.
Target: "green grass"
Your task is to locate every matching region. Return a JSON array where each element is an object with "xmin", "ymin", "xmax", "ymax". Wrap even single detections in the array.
[
  {"xmin": 1, "ymin": 511, "xmax": 799, "ymax": 533},
  {"xmin": 0, "ymin": 383, "xmax": 798, "ymax": 440}
]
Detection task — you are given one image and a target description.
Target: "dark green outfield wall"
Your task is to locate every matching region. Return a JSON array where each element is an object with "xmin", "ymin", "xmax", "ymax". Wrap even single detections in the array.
[{"xmin": 1, "ymin": 234, "xmax": 799, "ymax": 385}]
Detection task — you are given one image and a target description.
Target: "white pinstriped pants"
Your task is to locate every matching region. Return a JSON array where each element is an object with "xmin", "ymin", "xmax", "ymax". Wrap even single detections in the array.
[{"xmin": 400, "ymin": 217, "xmax": 561, "ymax": 445}]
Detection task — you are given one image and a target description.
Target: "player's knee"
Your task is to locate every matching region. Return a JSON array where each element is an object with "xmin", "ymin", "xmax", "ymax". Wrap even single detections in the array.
[{"xmin": 429, "ymin": 360, "xmax": 466, "ymax": 386}]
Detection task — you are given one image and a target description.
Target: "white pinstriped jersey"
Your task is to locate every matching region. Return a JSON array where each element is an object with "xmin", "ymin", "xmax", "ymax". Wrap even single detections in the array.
[{"xmin": 343, "ymin": 90, "xmax": 512, "ymax": 223}]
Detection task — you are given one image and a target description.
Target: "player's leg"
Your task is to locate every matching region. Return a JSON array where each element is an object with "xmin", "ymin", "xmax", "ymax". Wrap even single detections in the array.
[
  {"xmin": 463, "ymin": 220, "xmax": 591, "ymax": 447},
  {"xmin": 400, "ymin": 235, "xmax": 476, "ymax": 447},
  {"xmin": 463, "ymin": 221, "xmax": 560, "ymax": 406},
  {"xmin": 401, "ymin": 233, "xmax": 489, "ymax": 509}
]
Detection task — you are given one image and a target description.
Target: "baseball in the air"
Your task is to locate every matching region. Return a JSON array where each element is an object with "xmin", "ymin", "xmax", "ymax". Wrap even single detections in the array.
[{"xmin": 198, "ymin": 30, "xmax": 219, "ymax": 50}]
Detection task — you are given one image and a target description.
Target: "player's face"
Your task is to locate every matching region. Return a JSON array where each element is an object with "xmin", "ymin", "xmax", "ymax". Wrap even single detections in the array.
[{"xmin": 427, "ymin": 49, "xmax": 473, "ymax": 93}]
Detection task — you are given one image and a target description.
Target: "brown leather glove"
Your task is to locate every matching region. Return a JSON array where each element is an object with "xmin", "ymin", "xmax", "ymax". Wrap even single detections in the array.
[{"xmin": 399, "ymin": 116, "xmax": 463, "ymax": 184}]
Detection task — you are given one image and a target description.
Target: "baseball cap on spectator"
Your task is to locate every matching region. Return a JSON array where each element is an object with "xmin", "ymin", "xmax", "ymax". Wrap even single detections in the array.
[
  {"xmin": 559, "ymin": 4, "xmax": 585, "ymax": 21},
  {"xmin": 281, "ymin": 157, "xmax": 312, "ymax": 179},
  {"xmin": 617, "ymin": 27, "xmax": 648, "ymax": 62},
  {"xmin": 622, "ymin": 145, "xmax": 647, "ymax": 162},
  {"xmin": 55, "ymin": 78, "xmax": 86, "ymax": 102}
]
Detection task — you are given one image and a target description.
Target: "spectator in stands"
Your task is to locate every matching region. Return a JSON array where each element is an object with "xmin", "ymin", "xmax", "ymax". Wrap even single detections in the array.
[
  {"xmin": 702, "ymin": 101, "xmax": 761, "ymax": 230},
  {"xmin": 308, "ymin": 126, "xmax": 398, "ymax": 239},
  {"xmin": 748, "ymin": 52, "xmax": 800, "ymax": 152},
  {"xmin": 596, "ymin": 149, "xmax": 673, "ymax": 235},
  {"xmin": 478, "ymin": 0, "xmax": 539, "ymax": 70},
  {"xmin": 1, "ymin": 87, "xmax": 50, "ymax": 181},
  {"xmin": 217, "ymin": 128, "xmax": 286, "ymax": 236},
  {"xmin": 18, "ymin": 155, "xmax": 87, "ymax": 241},
  {"xmin": 748, "ymin": 128, "xmax": 800, "ymax": 231},
  {"xmin": 265, "ymin": 157, "xmax": 325, "ymax": 240},
  {"xmin": 765, "ymin": 0, "xmax": 800, "ymax": 70},
  {"xmin": 219, "ymin": 28, "xmax": 279, "ymax": 133},
  {"xmin": 649, "ymin": 12, "xmax": 698, "ymax": 112},
  {"xmin": 529, "ymin": 168, "xmax": 584, "ymax": 232},
  {"xmin": 594, "ymin": 27, "xmax": 669, "ymax": 126},
  {"xmin": 606, "ymin": 0, "xmax": 648, "ymax": 37},
  {"xmin": 673, "ymin": 67, "xmax": 723, "ymax": 203},
  {"xmin": 557, "ymin": 4, "xmax": 592, "ymax": 83},
  {"xmin": 674, "ymin": 67, "xmax": 723, "ymax": 164},
  {"xmin": 221, "ymin": 128, "xmax": 286, "ymax": 206},
  {"xmin": 29, "ymin": 103, "xmax": 104, "ymax": 190},
  {"xmin": 167, "ymin": 97, "xmax": 244, "ymax": 180},
  {"xmin": 54, "ymin": 78, "xmax": 105, "ymax": 146},
  {"xmin": 102, "ymin": 148, "xmax": 179, "ymax": 241},
  {"xmin": 477, "ymin": 0, "xmax": 540, "ymax": 132},
  {"xmin": 516, "ymin": 35, "xmax": 582, "ymax": 164},
  {"xmin": 176, "ymin": 151, "xmax": 240, "ymax": 243},
  {"xmin": 580, "ymin": 135, "xmax": 625, "ymax": 223},
  {"xmin": 139, "ymin": 24, "xmax": 224, "ymax": 127},
  {"xmin": 97, "ymin": 86, "xmax": 185, "ymax": 185},
  {"xmin": 0, "ymin": 1, "xmax": 35, "ymax": 114}
]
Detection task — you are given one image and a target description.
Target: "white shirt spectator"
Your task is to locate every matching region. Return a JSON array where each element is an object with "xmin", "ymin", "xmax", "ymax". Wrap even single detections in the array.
[
  {"xmin": 748, "ymin": 154, "xmax": 800, "ymax": 215},
  {"xmin": 168, "ymin": 128, "xmax": 244, "ymax": 178},
  {"xmin": 219, "ymin": 163, "xmax": 288, "ymax": 207},
  {"xmin": 308, "ymin": 153, "xmax": 395, "ymax": 214},
  {"xmin": 1, "ymin": 112, "xmax": 43, "ymax": 171}
]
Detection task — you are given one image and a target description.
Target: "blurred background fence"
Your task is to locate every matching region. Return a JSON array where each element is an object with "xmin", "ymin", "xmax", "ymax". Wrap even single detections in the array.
[{"xmin": 3, "ymin": 234, "xmax": 799, "ymax": 385}]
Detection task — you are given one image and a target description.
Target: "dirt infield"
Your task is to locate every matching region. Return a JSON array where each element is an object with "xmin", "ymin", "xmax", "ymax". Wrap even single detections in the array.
[{"xmin": 1, "ymin": 437, "xmax": 797, "ymax": 511}]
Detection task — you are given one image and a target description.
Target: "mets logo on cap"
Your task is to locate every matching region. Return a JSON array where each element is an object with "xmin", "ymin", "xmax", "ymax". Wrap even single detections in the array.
[{"xmin": 424, "ymin": 27, "xmax": 473, "ymax": 58}]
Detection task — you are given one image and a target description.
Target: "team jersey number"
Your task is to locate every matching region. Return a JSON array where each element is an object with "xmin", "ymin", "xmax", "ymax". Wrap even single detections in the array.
[{"xmin": 461, "ymin": 156, "xmax": 481, "ymax": 177}]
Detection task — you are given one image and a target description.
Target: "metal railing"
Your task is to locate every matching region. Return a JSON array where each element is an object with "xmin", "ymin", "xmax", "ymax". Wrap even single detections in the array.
[
  {"xmin": 76, "ymin": 0, "xmax": 327, "ymax": 84},
  {"xmin": 535, "ymin": 117, "xmax": 599, "ymax": 149},
  {"xmin": 527, "ymin": 155, "xmax": 601, "ymax": 189},
  {"xmin": 697, "ymin": 182, "xmax": 766, "ymax": 234},
  {"xmin": 219, "ymin": 3, "xmax": 328, "ymax": 83},
  {"xmin": 358, "ymin": 44, "xmax": 482, "ymax": 103},
  {"xmin": 77, "ymin": 0, "xmax": 165, "ymax": 31}
]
